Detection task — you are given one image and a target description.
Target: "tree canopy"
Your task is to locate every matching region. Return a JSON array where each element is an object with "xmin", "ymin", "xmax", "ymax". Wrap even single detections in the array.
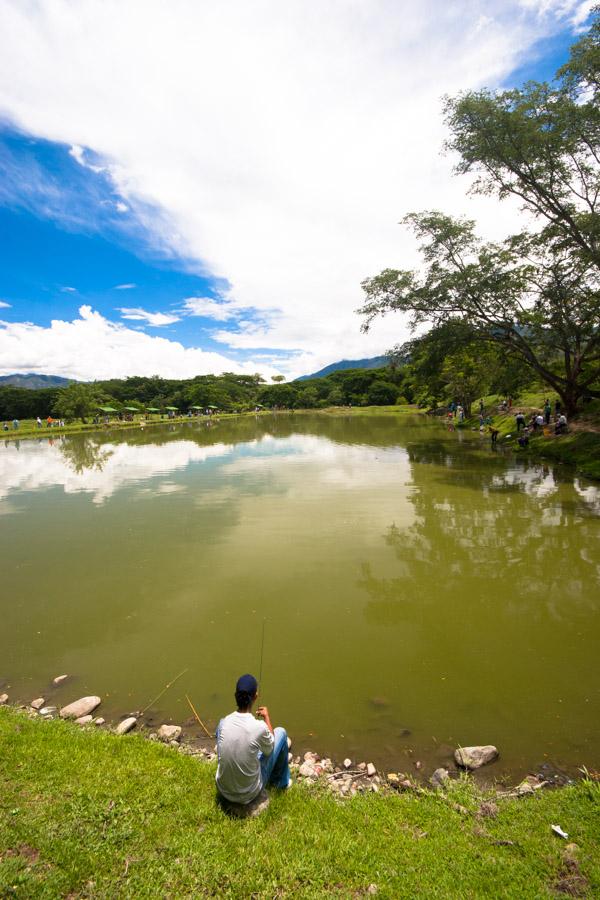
[
  {"xmin": 0, "ymin": 366, "xmax": 410, "ymax": 421},
  {"xmin": 359, "ymin": 12, "xmax": 600, "ymax": 416}
]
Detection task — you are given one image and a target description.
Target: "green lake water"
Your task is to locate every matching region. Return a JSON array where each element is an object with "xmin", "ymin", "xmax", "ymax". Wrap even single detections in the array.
[{"xmin": 1, "ymin": 413, "xmax": 599, "ymax": 780}]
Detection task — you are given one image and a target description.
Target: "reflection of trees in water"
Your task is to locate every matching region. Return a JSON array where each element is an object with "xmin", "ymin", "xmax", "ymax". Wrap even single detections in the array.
[
  {"xmin": 60, "ymin": 436, "xmax": 113, "ymax": 474},
  {"xmin": 80, "ymin": 412, "xmax": 437, "ymax": 455},
  {"xmin": 360, "ymin": 441, "xmax": 600, "ymax": 626}
]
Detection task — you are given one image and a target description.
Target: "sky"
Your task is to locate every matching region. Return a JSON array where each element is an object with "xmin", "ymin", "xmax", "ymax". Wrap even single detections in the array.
[{"xmin": 0, "ymin": 0, "xmax": 594, "ymax": 381}]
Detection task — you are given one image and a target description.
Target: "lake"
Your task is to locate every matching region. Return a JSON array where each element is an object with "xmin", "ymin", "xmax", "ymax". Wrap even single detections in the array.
[{"xmin": 1, "ymin": 413, "xmax": 599, "ymax": 780}]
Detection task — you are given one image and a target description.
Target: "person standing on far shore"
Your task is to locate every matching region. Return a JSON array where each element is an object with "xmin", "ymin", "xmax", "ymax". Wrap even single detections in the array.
[{"xmin": 544, "ymin": 399, "xmax": 551, "ymax": 425}]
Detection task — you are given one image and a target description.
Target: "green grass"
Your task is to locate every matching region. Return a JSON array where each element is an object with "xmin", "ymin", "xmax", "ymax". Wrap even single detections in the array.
[
  {"xmin": 1, "ymin": 708, "xmax": 599, "ymax": 898},
  {"xmin": 1, "ymin": 411, "xmax": 266, "ymax": 441}
]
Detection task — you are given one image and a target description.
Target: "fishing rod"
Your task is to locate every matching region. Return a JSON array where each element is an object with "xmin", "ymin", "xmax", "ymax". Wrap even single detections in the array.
[{"xmin": 185, "ymin": 693, "xmax": 214, "ymax": 738}]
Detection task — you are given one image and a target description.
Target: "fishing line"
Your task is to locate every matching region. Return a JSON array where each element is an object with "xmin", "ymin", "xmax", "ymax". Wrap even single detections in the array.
[
  {"xmin": 258, "ymin": 618, "xmax": 266, "ymax": 687},
  {"xmin": 140, "ymin": 668, "xmax": 188, "ymax": 716}
]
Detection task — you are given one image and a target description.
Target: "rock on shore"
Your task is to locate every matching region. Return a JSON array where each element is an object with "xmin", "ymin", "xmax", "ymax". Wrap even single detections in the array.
[
  {"xmin": 60, "ymin": 696, "xmax": 101, "ymax": 720},
  {"xmin": 454, "ymin": 745, "xmax": 499, "ymax": 770},
  {"xmin": 116, "ymin": 717, "xmax": 137, "ymax": 735},
  {"xmin": 157, "ymin": 724, "xmax": 182, "ymax": 743}
]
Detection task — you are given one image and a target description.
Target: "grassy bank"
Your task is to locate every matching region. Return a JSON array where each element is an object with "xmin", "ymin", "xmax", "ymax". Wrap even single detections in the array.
[
  {"xmin": 1, "ymin": 411, "xmax": 260, "ymax": 441},
  {"xmin": 1, "ymin": 708, "xmax": 599, "ymax": 898}
]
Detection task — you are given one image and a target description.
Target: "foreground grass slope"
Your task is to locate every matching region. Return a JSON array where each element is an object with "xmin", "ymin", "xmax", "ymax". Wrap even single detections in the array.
[{"xmin": 1, "ymin": 709, "xmax": 599, "ymax": 898}]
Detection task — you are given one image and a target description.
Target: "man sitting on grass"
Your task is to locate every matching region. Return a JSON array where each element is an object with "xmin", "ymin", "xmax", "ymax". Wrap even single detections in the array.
[{"xmin": 215, "ymin": 674, "xmax": 290, "ymax": 809}]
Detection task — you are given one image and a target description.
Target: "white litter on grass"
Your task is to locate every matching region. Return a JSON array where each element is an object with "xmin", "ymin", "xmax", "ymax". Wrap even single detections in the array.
[{"xmin": 551, "ymin": 824, "xmax": 569, "ymax": 839}]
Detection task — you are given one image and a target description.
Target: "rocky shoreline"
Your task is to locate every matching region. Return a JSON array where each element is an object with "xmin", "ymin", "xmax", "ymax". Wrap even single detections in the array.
[{"xmin": 0, "ymin": 681, "xmax": 573, "ymax": 802}]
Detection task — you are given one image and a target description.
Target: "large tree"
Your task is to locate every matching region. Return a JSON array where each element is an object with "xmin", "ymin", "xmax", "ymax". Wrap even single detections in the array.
[
  {"xmin": 359, "ymin": 13, "xmax": 600, "ymax": 416},
  {"xmin": 52, "ymin": 383, "xmax": 104, "ymax": 422}
]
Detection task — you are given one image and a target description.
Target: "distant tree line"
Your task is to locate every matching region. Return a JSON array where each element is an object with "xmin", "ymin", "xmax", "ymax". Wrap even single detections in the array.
[{"xmin": 0, "ymin": 367, "xmax": 413, "ymax": 422}]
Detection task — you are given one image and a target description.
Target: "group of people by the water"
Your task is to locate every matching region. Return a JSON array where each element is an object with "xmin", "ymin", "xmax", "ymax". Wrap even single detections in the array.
[
  {"xmin": 514, "ymin": 398, "xmax": 568, "ymax": 447},
  {"xmin": 4, "ymin": 416, "xmax": 66, "ymax": 431},
  {"xmin": 445, "ymin": 395, "xmax": 569, "ymax": 448}
]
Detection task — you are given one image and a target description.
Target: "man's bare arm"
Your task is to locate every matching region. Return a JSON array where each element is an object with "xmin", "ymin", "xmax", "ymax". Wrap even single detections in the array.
[{"xmin": 256, "ymin": 706, "xmax": 274, "ymax": 736}]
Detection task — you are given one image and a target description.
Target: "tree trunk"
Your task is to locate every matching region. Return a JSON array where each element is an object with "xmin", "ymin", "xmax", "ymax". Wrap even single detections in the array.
[{"xmin": 557, "ymin": 384, "xmax": 580, "ymax": 418}]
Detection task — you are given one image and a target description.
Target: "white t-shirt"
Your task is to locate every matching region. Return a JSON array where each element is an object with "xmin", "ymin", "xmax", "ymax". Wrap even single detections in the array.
[{"xmin": 216, "ymin": 711, "xmax": 274, "ymax": 804}]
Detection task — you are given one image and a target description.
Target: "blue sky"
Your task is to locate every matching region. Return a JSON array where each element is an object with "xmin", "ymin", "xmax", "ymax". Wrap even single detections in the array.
[
  {"xmin": 0, "ymin": 128, "xmax": 283, "ymax": 365},
  {"xmin": 0, "ymin": 1, "xmax": 592, "ymax": 380}
]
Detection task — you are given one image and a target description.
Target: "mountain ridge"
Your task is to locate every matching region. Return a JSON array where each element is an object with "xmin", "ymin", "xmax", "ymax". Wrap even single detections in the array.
[
  {"xmin": 0, "ymin": 373, "xmax": 73, "ymax": 390},
  {"xmin": 295, "ymin": 356, "xmax": 390, "ymax": 381}
]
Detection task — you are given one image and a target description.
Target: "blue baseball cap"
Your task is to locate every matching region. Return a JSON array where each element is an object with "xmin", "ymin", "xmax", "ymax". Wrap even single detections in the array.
[{"xmin": 236, "ymin": 673, "xmax": 258, "ymax": 695}]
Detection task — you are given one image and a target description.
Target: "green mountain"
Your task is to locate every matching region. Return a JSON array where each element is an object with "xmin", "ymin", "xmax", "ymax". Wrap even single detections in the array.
[
  {"xmin": 296, "ymin": 356, "xmax": 390, "ymax": 381},
  {"xmin": 0, "ymin": 373, "xmax": 73, "ymax": 390}
]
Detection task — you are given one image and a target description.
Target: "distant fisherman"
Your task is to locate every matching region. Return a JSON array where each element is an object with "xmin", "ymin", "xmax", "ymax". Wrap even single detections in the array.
[{"xmin": 215, "ymin": 674, "xmax": 290, "ymax": 809}]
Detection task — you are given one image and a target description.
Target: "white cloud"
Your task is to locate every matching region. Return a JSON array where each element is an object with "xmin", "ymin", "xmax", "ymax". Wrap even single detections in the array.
[
  {"xmin": 115, "ymin": 201, "xmax": 128, "ymax": 213},
  {"xmin": 0, "ymin": 300, "xmax": 11, "ymax": 308},
  {"xmin": 114, "ymin": 283, "xmax": 136, "ymax": 290},
  {"xmin": 68, "ymin": 142, "xmax": 104, "ymax": 173},
  {"xmin": 0, "ymin": 0, "xmax": 590, "ymax": 376},
  {"xmin": 119, "ymin": 306, "xmax": 179, "ymax": 326},
  {"xmin": 0, "ymin": 305, "xmax": 279, "ymax": 380},
  {"xmin": 60, "ymin": 286, "xmax": 76, "ymax": 293},
  {"xmin": 181, "ymin": 296, "xmax": 236, "ymax": 321}
]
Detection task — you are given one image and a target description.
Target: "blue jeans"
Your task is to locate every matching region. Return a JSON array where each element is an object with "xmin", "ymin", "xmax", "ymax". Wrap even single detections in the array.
[{"xmin": 260, "ymin": 726, "xmax": 290, "ymax": 789}]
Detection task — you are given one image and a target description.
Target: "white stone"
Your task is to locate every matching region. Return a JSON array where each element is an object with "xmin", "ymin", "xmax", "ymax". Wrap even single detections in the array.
[
  {"xmin": 30, "ymin": 698, "xmax": 45, "ymax": 710},
  {"xmin": 53, "ymin": 675, "xmax": 69, "ymax": 686},
  {"xmin": 287, "ymin": 736, "xmax": 292, "ymax": 749},
  {"xmin": 299, "ymin": 761, "xmax": 318, "ymax": 779},
  {"xmin": 93, "ymin": 718, "xmax": 105, "ymax": 726},
  {"xmin": 343, "ymin": 758, "xmax": 352, "ymax": 769},
  {"xmin": 75, "ymin": 715, "xmax": 93, "ymax": 725},
  {"xmin": 303, "ymin": 751, "xmax": 317, "ymax": 762},
  {"xmin": 0, "ymin": 693, "xmax": 8, "ymax": 704},
  {"xmin": 357, "ymin": 762, "xmax": 366, "ymax": 771},
  {"xmin": 39, "ymin": 706, "xmax": 57, "ymax": 717},
  {"xmin": 115, "ymin": 717, "xmax": 137, "ymax": 735},
  {"xmin": 454, "ymin": 745, "xmax": 499, "ymax": 770},
  {"xmin": 60, "ymin": 696, "xmax": 101, "ymax": 719},
  {"xmin": 366, "ymin": 763, "xmax": 376, "ymax": 777},
  {"xmin": 430, "ymin": 767, "xmax": 450, "ymax": 788},
  {"xmin": 157, "ymin": 724, "xmax": 182, "ymax": 743}
]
